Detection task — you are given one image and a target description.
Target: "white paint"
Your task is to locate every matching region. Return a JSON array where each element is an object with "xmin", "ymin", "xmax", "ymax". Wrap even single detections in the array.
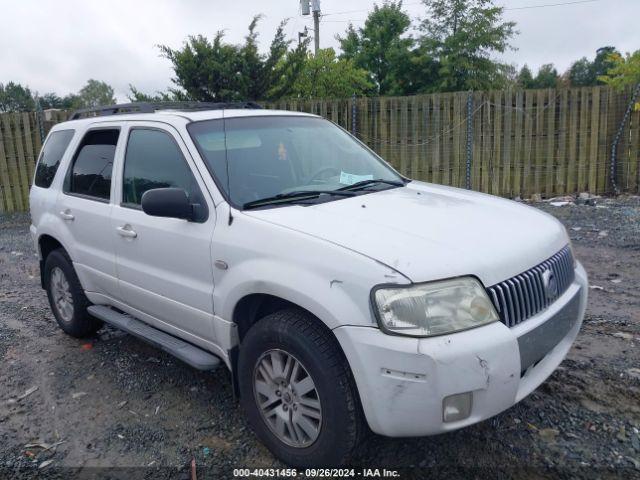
[{"xmin": 30, "ymin": 109, "xmax": 588, "ymax": 438}]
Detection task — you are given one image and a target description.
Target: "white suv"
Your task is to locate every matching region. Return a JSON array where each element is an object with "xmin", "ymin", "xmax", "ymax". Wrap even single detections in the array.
[{"xmin": 29, "ymin": 102, "xmax": 588, "ymax": 467}]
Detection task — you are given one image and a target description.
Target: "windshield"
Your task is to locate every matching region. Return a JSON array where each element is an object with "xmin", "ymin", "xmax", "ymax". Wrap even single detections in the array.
[{"xmin": 187, "ymin": 116, "xmax": 403, "ymax": 208}]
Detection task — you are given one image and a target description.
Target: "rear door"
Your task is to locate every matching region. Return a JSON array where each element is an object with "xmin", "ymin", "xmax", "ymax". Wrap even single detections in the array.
[
  {"xmin": 55, "ymin": 125, "xmax": 122, "ymax": 299},
  {"xmin": 110, "ymin": 122, "xmax": 217, "ymax": 343}
]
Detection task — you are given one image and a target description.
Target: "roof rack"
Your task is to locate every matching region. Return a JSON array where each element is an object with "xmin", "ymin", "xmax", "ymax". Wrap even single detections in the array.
[{"xmin": 68, "ymin": 101, "xmax": 263, "ymax": 121}]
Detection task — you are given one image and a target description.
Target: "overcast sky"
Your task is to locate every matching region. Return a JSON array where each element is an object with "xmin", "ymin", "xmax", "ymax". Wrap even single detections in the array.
[{"xmin": 1, "ymin": 0, "xmax": 638, "ymax": 101}]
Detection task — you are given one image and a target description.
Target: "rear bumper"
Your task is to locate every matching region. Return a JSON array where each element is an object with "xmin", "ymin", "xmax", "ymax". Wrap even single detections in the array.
[{"xmin": 334, "ymin": 262, "xmax": 588, "ymax": 437}]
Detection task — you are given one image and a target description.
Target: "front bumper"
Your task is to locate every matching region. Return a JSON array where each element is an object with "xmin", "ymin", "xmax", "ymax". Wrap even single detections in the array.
[{"xmin": 334, "ymin": 262, "xmax": 588, "ymax": 437}]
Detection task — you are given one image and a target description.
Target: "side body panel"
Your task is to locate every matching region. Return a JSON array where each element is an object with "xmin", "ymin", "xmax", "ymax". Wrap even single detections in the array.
[
  {"xmin": 109, "ymin": 121, "xmax": 218, "ymax": 343},
  {"xmin": 36, "ymin": 122, "xmax": 124, "ymax": 299},
  {"xmin": 208, "ymin": 202, "xmax": 409, "ymax": 351}
]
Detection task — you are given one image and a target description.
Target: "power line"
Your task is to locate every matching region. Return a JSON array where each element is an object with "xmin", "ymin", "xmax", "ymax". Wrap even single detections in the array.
[
  {"xmin": 306, "ymin": 0, "xmax": 603, "ymax": 22},
  {"xmin": 505, "ymin": 0, "xmax": 600, "ymax": 11},
  {"xmin": 321, "ymin": 2, "xmax": 422, "ymax": 17}
]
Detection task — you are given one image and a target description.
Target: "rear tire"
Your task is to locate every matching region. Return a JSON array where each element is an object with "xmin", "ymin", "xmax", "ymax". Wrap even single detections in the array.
[
  {"xmin": 44, "ymin": 249, "xmax": 102, "ymax": 338},
  {"xmin": 238, "ymin": 308, "xmax": 365, "ymax": 467}
]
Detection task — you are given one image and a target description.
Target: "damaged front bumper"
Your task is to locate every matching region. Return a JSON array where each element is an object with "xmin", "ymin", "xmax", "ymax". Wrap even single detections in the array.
[{"xmin": 333, "ymin": 262, "xmax": 588, "ymax": 437}]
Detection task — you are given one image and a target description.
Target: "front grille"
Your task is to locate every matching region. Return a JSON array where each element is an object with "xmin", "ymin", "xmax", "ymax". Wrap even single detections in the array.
[{"xmin": 487, "ymin": 246, "xmax": 575, "ymax": 327}]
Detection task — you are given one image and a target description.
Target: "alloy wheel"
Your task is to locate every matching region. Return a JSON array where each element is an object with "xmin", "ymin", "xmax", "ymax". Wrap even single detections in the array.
[
  {"xmin": 253, "ymin": 349, "xmax": 322, "ymax": 448},
  {"xmin": 50, "ymin": 267, "xmax": 74, "ymax": 322}
]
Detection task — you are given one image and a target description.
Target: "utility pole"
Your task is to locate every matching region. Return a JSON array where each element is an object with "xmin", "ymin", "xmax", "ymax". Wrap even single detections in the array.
[
  {"xmin": 301, "ymin": 0, "xmax": 321, "ymax": 54},
  {"xmin": 312, "ymin": 0, "xmax": 320, "ymax": 54}
]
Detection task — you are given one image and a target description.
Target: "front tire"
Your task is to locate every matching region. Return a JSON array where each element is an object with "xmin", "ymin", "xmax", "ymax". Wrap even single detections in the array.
[
  {"xmin": 238, "ymin": 309, "xmax": 365, "ymax": 467},
  {"xmin": 44, "ymin": 249, "xmax": 102, "ymax": 338}
]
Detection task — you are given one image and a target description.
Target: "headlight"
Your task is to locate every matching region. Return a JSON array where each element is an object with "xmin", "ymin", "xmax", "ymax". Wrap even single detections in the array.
[{"xmin": 372, "ymin": 277, "xmax": 499, "ymax": 337}]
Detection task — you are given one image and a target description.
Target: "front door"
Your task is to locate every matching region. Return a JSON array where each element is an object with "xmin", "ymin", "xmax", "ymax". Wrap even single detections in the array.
[{"xmin": 110, "ymin": 123, "xmax": 216, "ymax": 343}]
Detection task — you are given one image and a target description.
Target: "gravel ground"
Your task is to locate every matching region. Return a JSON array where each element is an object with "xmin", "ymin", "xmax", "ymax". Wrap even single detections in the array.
[{"xmin": 0, "ymin": 196, "xmax": 639, "ymax": 479}]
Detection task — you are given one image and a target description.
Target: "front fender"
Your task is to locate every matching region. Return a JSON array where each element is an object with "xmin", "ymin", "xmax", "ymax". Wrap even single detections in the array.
[
  {"xmin": 211, "ymin": 206, "xmax": 409, "ymax": 332},
  {"xmin": 216, "ymin": 257, "xmax": 369, "ymax": 331}
]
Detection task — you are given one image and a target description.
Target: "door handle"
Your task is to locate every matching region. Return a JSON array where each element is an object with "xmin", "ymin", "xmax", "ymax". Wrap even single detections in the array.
[
  {"xmin": 59, "ymin": 210, "xmax": 75, "ymax": 221},
  {"xmin": 116, "ymin": 225, "xmax": 137, "ymax": 239}
]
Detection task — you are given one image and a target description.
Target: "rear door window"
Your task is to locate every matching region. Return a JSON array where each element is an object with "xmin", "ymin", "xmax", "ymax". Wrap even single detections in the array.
[
  {"xmin": 65, "ymin": 129, "xmax": 120, "ymax": 201},
  {"xmin": 34, "ymin": 130, "xmax": 75, "ymax": 188}
]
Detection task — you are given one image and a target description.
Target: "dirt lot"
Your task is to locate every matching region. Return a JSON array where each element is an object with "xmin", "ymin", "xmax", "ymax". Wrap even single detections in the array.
[{"xmin": 1, "ymin": 196, "xmax": 639, "ymax": 479}]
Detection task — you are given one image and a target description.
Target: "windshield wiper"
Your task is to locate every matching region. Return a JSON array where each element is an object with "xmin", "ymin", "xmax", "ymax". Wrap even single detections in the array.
[
  {"xmin": 337, "ymin": 179, "xmax": 406, "ymax": 192},
  {"xmin": 243, "ymin": 190, "xmax": 357, "ymax": 210}
]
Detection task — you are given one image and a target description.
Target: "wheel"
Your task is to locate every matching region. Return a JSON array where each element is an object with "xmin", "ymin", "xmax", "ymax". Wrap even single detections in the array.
[
  {"xmin": 238, "ymin": 308, "xmax": 365, "ymax": 467},
  {"xmin": 44, "ymin": 249, "xmax": 102, "ymax": 338}
]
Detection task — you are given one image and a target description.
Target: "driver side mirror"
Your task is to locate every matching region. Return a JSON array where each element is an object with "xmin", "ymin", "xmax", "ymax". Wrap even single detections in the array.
[{"xmin": 141, "ymin": 188, "xmax": 194, "ymax": 221}]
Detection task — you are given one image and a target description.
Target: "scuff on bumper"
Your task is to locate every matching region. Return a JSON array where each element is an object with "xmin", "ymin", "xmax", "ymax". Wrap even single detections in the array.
[{"xmin": 334, "ymin": 262, "xmax": 588, "ymax": 437}]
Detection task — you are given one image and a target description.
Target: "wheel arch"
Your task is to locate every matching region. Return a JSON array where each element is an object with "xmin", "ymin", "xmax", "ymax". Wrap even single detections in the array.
[
  {"xmin": 229, "ymin": 293, "xmax": 353, "ymax": 399},
  {"xmin": 37, "ymin": 234, "xmax": 70, "ymax": 289},
  {"xmin": 233, "ymin": 293, "xmax": 317, "ymax": 343}
]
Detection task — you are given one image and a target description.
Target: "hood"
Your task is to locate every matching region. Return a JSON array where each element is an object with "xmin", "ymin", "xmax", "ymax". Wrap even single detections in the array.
[{"xmin": 244, "ymin": 181, "xmax": 569, "ymax": 287}]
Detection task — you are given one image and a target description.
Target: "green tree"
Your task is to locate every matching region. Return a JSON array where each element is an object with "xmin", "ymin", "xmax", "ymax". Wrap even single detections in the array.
[
  {"xmin": 338, "ymin": 24, "xmax": 361, "ymax": 61},
  {"xmin": 127, "ymin": 85, "xmax": 188, "ymax": 102},
  {"xmin": 266, "ymin": 33, "xmax": 310, "ymax": 100},
  {"xmin": 496, "ymin": 63, "xmax": 518, "ymax": 89},
  {"xmin": 39, "ymin": 92, "xmax": 63, "ymax": 109},
  {"xmin": 517, "ymin": 65, "xmax": 535, "ymax": 89},
  {"xmin": 419, "ymin": 0, "xmax": 517, "ymax": 91},
  {"xmin": 533, "ymin": 64, "xmax": 559, "ymax": 88},
  {"xmin": 593, "ymin": 47, "xmax": 619, "ymax": 78},
  {"xmin": 38, "ymin": 92, "xmax": 82, "ymax": 109},
  {"xmin": 61, "ymin": 94, "xmax": 82, "ymax": 109},
  {"xmin": 0, "ymin": 82, "xmax": 35, "ymax": 112},
  {"xmin": 568, "ymin": 57, "xmax": 593, "ymax": 86},
  {"xmin": 337, "ymin": 2, "xmax": 418, "ymax": 95},
  {"xmin": 568, "ymin": 46, "xmax": 619, "ymax": 87},
  {"xmin": 159, "ymin": 16, "xmax": 307, "ymax": 101},
  {"xmin": 599, "ymin": 50, "xmax": 640, "ymax": 91},
  {"xmin": 76, "ymin": 79, "xmax": 116, "ymax": 108},
  {"xmin": 288, "ymin": 48, "xmax": 372, "ymax": 99}
]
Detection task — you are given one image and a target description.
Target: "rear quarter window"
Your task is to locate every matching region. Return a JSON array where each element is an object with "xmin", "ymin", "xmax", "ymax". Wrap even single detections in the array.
[{"xmin": 34, "ymin": 129, "xmax": 75, "ymax": 188}]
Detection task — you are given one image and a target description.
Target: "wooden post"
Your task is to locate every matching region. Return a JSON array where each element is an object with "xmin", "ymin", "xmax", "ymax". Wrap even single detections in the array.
[
  {"xmin": 502, "ymin": 91, "xmax": 513, "ymax": 197},
  {"xmin": 1, "ymin": 114, "xmax": 24, "ymax": 211},
  {"xmin": 492, "ymin": 91, "xmax": 502, "ymax": 196},
  {"xmin": 11, "ymin": 113, "xmax": 31, "ymax": 208},
  {"xmin": 545, "ymin": 89, "xmax": 557, "ymax": 197},
  {"xmin": 534, "ymin": 90, "xmax": 545, "ymax": 196},
  {"xmin": 523, "ymin": 91, "xmax": 534, "ymax": 196},
  {"xmin": 442, "ymin": 94, "xmax": 452, "ymax": 185},
  {"xmin": 0, "ymin": 122, "xmax": 11, "ymax": 212},
  {"xmin": 578, "ymin": 88, "xmax": 590, "ymax": 192},
  {"xmin": 410, "ymin": 97, "xmax": 420, "ymax": 180},
  {"xmin": 513, "ymin": 90, "xmax": 524, "ymax": 197},
  {"xmin": 400, "ymin": 97, "xmax": 409, "ymax": 176},
  {"xmin": 567, "ymin": 89, "xmax": 579, "ymax": 193},
  {"xmin": 588, "ymin": 87, "xmax": 601, "ymax": 193},
  {"xmin": 556, "ymin": 90, "xmax": 569, "ymax": 195},
  {"xmin": 432, "ymin": 95, "xmax": 441, "ymax": 184},
  {"xmin": 452, "ymin": 93, "xmax": 462, "ymax": 188}
]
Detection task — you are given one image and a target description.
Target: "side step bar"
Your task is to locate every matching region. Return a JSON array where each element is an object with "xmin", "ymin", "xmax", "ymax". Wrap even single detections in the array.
[{"xmin": 88, "ymin": 305, "xmax": 221, "ymax": 371}]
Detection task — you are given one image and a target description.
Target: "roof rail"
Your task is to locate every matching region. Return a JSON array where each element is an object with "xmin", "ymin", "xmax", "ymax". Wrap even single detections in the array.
[{"xmin": 68, "ymin": 101, "xmax": 263, "ymax": 121}]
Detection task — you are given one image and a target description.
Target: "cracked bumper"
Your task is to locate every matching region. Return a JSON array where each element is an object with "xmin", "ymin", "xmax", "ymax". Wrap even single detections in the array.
[{"xmin": 334, "ymin": 262, "xmax": 588, "ymax": 437}]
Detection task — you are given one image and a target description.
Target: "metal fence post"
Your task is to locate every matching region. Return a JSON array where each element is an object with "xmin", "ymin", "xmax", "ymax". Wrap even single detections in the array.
[
  {"xmin": 610, "ymin": 82, "xmax": 640, "ymax": 194},
  {"xmin": 351, "ymin": 93, "xmax": 357, "ymax": 136},
  {"xmin": 465, "ymin": 90, "xmax": 473, "ymax": 190}
]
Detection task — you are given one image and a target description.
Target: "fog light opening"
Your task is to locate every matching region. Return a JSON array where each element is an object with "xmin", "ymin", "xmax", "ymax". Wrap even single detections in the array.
[{"xmin": 442, "ymin": 392, "xmax": 473, "ymax": 423}]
